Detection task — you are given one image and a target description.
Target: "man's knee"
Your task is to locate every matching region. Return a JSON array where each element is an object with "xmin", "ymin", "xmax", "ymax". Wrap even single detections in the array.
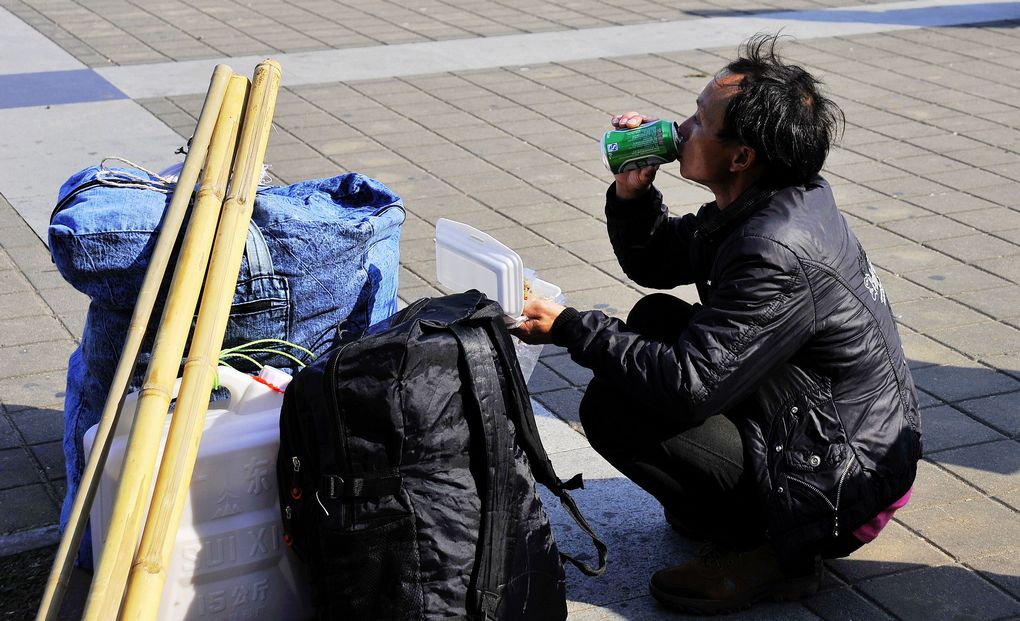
[
  {"xmin": 627, "ymin": 293, "xmax": 696, "ymax": 340},
  {"xmin": 578, "ymin": 380, "xmax": 615, "ymax": 454}
]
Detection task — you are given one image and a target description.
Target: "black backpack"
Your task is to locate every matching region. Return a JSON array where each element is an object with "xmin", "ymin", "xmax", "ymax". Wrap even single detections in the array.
[{"xmin": 277, "ymin": 291, "xmax": 607, "ymax": 620}]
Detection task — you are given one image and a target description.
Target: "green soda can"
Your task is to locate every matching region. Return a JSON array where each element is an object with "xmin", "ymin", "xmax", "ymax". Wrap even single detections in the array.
[{"xmin": 601, "ymin": 119, "xmax": 682, "ymax": 174}]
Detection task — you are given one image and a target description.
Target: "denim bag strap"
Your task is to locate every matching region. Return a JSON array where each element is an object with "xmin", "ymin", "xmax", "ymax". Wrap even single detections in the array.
[
  {"xmin": 241, "ymin": 221, "xmax": 287, "ymax": 303},
  {"xmin": 245, "ymin": 221, "xmax": 275, "ymax": 279}
]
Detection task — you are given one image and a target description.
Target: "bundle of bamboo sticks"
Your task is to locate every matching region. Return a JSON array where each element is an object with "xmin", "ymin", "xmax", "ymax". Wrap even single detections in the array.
[{"xmin": 37, "ymin": 60, "xmax": 282, "ymax": 621}]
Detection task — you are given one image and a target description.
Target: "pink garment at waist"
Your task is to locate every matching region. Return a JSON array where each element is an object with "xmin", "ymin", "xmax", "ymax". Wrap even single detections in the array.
[{"xmin": 853, "ymin": 487, "xmax": 912, "ymax": 543}]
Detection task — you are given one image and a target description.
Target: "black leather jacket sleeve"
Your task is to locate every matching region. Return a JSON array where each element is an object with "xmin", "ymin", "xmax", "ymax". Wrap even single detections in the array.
[
  {"xmin": 605, "ymin": 183, "xmax": 700, "ymax": 289},
  {"xmin": 553, "ymin": 233, "xmax": 816, "ymax": 421}
]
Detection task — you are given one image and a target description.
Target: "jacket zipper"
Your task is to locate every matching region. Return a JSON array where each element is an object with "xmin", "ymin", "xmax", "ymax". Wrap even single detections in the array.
[{"xmin": 786, "ymin": 456, "xmax": 855, "ymax": 538}]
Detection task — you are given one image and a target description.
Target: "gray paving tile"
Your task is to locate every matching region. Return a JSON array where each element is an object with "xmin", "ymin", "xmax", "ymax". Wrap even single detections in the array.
[
  {"xmin": 543, "ymin": 354, "xmax": 595, "ymax": 390},
  {"xmin": 911, "ymin": 359, "xmax": 1020, "ymax": 403},
  {"xmin": 892, "ymin": 297, "xmax": 987, "ymax": 333},
  {"xmin": 930, "ymin": 439, "xmax": 1020, "ymax": 503},
  {"xmin": 930, "ymin": 321, "xmax": 1020, "ymax": 358},
  {"xmin": 915, "ymin": 388, "xmax": 942, "ymax": 409},
  {"xmin": 0, "ymin": 370, "xmax": 68, "ymax": 413},
  {"xmin": 870, "ymin": 244, "xmax": 957, "ymax": 274},
  {"xmin": 829, "ymin": 183, "xmax": 890, "ymax": 208},
  {"xmin": 528, "ymin": 363, "xmax": 573, "ymax": 395},
  {"xmin": 949, "ymin": 147, "xmax": 1020, "ymax": 168},
  {"xmin": 898, "ymin": 329, "xmax": 962, "ymax": 370},
  {"xmin": 953, "ymin": 286, "xmax": 1020, "ymax": 322},
  {"xmin": 0, "ymin": 414, "xmax": 18, "ymax": 450},
  {"xmin": 802, "ymin": 585, "xmax": 895, "ymax": 621},
  {"xmin": 537, "ymin": 264, "xmax": 618, "ymax": 293},
  {"xmin": 560, "ymin": 237, "xmax": 615, "ymax": 266},
  {"xmin": 881, "ymin": 153, "xmax": 971, "ymax": 176},
  {"xmin": 517, "ymin": 245, "xmax": 586, "ymax": 273},
  {"xmin": 901, "ymin": 262, "xmax": 1010, "ymax": 296},
  {"xmin": 533, "ymin": 387, "xmax": 585, "ymax": 434},
  {"xmin": 882, "ymin": 215, "xmax": 975, "ymax": 243},
  {"xmin": 0, "ymin": 447, "xmax": 41, "ymax": 490},
  {"xmin": 864, "ymin": 176, "xmax": 954, "ymax": 199},
  {"xmin": 0, "ymin": 291, "xmax": 50, "ymax": 322},
  {"xmin": 977, "ymin": 255, "xmax": 1020, "ymax": 284},
  {"xmin": 828, "ymin": 160, "xmax": 908, "ymax": 183},
  {"xmin": 952, "ymin": 207, "xmax": 1020, "ymax": 232},
  {"xmin": 826, "ymin": 520, "xmax": 951, "ymax": 584},
  {"xmin": 956, "ymin": 392, "xmax": 1020, "ymax": 437},
  {"xmin": 968, "ymin": 550, "xmax": 1020, "ymax": 601},
  {"xmin": 919, "ymin": 405, "xmax": 1006, "ymax": 453},
  {"xmin": 0, "ymin": 340, "xmax": 76, "ymax": 380},
  {"xmin": 898, "ymin": 460, "xmax": 982, "ymax": 516},
  {"xmin": 905, "ymin": 191, "xmax": 1000, "ymax": 215},
  {"xmin": 560, "ymin": 285, "xmax": 645, "ymax": 321},
  {"xmin": 897, "ymin": 494, "xmax": 1020, "ymax": 562},
  {"xmin": 0, "ymin": 268, "xmax": 33, "ymax": 295},
  {"xmin": 25, "ymin": 269, "xmax": 76, "ymax": 292},
  {"xmin": 481, "ymin": 225, "xmax": 548, "ymax": 250},
  {"xmin": 869, "ymin": 120, "xmax": 946, "ymax": 142},
  {"xmin": 878, "ymin": 271, "xmax": 936, "ymax": 304},
  {"xmin": 840, "ymin": 198, "xmax": 931, "ymax": 224},
  {"xmin": 0, "ymin": 484, "xmax": 59, "ymax": 534},
  {"xmin": 925, "ymin": 233, "xmax": 1020, "ymax": 263},
  {"xmin": 931, "ymin": 168, "xmax": 1014, "ymax": 191},
  {"xmin": 997, "ymin": 227, "xmax": 1020, "ymax": 248},
  {"xmin": 8, "ymin": 407, "xmax": 63, "ymax": 446},
  {"xmin": 858, "ymin": 563, "xmax": 1020, "ymax": 621},
  {"xmin": 29, "ymin": 440, "xmax": 64, "ymax": 482},
  {"xmin": 539, "ymin": 444, "xmax": 703, "ymax": 617},
  {"xmin": 906, "ymin": 132, "xmax": 989, "ymax": 154},
  {"xmin": 986, "ymin": 160, "xmax": 1020, "ymax": 183},
  {"xmin": 843, "ymin": 140, "xmax": 928, "ymax": 162},
  {"xmin": 0, "ymin": 315, "xmax": 70, "ymax": 348}
]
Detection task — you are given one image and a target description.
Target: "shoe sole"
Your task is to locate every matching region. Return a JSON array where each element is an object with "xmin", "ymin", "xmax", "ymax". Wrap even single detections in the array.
[{"xmin": 649, "ymin": 577, "xmax": 819, "ymax": 615}]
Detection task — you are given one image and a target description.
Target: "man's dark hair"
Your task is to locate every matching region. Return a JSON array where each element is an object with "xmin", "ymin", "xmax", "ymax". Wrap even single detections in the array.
[{"xmin": 718, "ymin": 33, "xmax": 844, "ymax": 189}]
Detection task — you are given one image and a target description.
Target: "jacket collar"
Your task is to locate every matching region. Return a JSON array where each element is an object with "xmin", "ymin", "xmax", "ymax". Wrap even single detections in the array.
[{"xmin": 693, "ymin": 184, "xmax": 777, "ymax": 239}]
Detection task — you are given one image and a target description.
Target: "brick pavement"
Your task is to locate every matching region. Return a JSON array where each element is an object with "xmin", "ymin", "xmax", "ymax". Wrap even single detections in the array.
[{"xmin": 2, "ymin": 2, "xmax": 1020, "ymax": 619}]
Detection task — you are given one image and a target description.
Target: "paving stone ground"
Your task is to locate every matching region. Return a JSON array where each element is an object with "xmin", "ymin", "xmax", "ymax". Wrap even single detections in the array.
[{"xmin": 2, "ymin": 1, "xmax": 1020, "ymax": 620}]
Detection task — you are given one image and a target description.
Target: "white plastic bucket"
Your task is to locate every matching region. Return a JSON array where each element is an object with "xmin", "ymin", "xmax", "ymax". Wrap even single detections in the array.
[{"xmin": 83, "ymin": 366, "xmax": 312, "ymax": 620}]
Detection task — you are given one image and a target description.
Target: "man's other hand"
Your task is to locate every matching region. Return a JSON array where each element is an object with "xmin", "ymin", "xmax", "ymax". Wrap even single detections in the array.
[
  {"xmin": 611, "ymin": 111, "xmax": 660, "ymax": 200},
  {"xmin": 511, "ymin": 299, "xmax": 567, "ymax": 345}
]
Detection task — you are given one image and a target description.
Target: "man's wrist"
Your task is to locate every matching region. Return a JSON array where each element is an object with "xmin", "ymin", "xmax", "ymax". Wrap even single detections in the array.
[
  {"xmin": 610, "ymin": 180, "xmax": 653, "ymax": 203},
  {"xmin": 551, "ymin": 306, "xmax": 582, "ymax": 345}
]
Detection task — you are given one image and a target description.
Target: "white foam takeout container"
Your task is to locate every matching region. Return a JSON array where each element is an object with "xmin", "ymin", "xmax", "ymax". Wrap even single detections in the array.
[{"xmin": 435, "ymin": 218, "xmax": 561, "ymax": 323}]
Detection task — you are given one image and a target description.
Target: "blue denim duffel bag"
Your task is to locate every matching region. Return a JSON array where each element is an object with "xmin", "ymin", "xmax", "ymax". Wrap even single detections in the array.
[{"xmin": 49, "ymin": 164, "xmax": 405, "ymax": 565}]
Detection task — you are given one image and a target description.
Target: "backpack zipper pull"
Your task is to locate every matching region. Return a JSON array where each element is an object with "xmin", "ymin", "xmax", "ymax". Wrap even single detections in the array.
[{"xmin": 292, "ymin": 456, "xmax": 301, "ymax": 472}]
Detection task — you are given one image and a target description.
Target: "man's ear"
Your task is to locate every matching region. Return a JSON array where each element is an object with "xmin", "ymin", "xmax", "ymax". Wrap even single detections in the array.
[{"xmin": 730, "ymin": 145, "xmax": 756, "ymax": 172}]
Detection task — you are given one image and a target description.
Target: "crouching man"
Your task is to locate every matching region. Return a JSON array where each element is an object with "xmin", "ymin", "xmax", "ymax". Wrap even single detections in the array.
[{"xmin": 512, "ymin": 33, "xmax": 921, "ymax": 614}]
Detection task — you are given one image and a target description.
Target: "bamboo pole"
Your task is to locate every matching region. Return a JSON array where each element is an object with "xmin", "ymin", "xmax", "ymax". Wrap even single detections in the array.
[
  {"xmin": 80, "ymin": 73, "xmax": 251, "ymax": 621},
  {"xmin": 120, "ymin": 59, "xmax": 282, "ymax": 621},
  {"xmin": 35, "ymin": 64, "xmax": 234, "ymax": 621}
]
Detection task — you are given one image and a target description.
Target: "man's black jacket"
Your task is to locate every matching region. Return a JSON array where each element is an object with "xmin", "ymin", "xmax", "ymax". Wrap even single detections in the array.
[{"xmin": 552, "ymin": 177, "xmax": 922, "ymax": 562}]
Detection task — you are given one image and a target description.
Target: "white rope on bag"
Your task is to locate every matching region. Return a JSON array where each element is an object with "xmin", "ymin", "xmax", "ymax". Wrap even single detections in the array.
[
  {"xmin": 95, "ymin": 156, "xmax": 179, "ymax": 193},
  {"xmin": 95, "ymin": 157, "xmax": 274, "ymax": 192}
]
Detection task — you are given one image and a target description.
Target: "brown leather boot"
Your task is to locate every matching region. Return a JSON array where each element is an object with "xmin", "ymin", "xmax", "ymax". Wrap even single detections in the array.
[{"xmin": 649, "ymin": 542, "xmax": 821, "ymax": 614}]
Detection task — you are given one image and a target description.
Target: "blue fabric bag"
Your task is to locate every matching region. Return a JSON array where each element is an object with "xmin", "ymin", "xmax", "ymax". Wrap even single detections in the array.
[{"xmin": 49, "ymin": 164, "xmax": 404, "ymax": 565}]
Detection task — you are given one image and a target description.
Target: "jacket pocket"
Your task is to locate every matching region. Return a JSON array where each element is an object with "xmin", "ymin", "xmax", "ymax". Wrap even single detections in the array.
[
  {"xmin": 318, "ymin": 514, "xmax": 423, "ymax": 621},
  {"xmin": 782, "ymin": 443, "xmax": 857, "ymax": 538}
]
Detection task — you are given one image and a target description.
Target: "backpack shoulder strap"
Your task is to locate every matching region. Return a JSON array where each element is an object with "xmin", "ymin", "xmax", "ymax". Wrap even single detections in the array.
[
  {"xmin": 448, "ymin": 321, "xmax": 517, "ymax": 620},
  {"xmin": 462, "ymin": 311, "xmax": 608, "ymax": 577}
]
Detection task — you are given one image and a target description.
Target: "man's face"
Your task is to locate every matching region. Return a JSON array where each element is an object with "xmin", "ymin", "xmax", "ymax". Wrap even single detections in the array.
[{"xmin": 677, "ymin": 72, "xmax": 745, "ymax": 192}]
